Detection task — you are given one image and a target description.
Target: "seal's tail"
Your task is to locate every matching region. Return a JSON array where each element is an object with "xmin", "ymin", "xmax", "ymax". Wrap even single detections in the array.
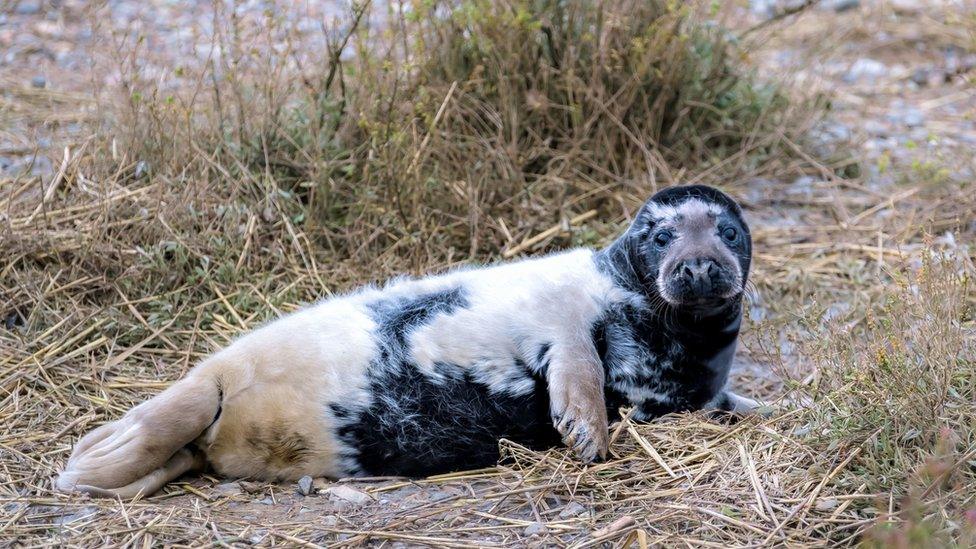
[{"xmin": 57, "ymin": 370, "xmax": 221, "ymax": 499}]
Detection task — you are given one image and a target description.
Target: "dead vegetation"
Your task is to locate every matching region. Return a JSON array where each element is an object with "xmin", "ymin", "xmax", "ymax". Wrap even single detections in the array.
[{"xmin": 1, "ymin": 0, "xmax": 975, "ymax": 546}]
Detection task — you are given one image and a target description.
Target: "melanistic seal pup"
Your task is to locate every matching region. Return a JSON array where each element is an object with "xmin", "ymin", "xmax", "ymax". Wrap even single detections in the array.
[{"xmin": 58, "ymin": 184, "xmax": 759, "ymax": 498}]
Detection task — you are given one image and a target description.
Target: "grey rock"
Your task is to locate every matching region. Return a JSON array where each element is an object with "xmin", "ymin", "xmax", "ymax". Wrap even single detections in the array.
[
  {"xmin": 822, "ymin": 0, "xmax": 859, "ymax": 12},
  {"xmin": 321, "ymin": 515, "xmax": 339, "ymax": 527},
  {"xmin": 558, "ymin": 501, "xmax": 588, "ymax": 519},
  {"xmin": 214, "ymin": 482, "xmax": 243, "ymax": 496},
  {"xmin": 749, "ymin": 305, "xmax": 767, "ymax": 322},
  {"xmin": 324, "ymin": 485, "xmax": 372, "ymax": 505},
  {"xmin": 2, "ymin": 155, "xmax": 54, "ymax": 179},
  {"xmin": 249, "ymin": 529, "xmax": 269, "ymax": 544},
  {"xmin": 790, "ymin": 175, "xmax": 816, "ymax": 191},
  {"xmin": 15, "ymin": 1, "xmax": 42, "ymax": 15},
  {"xmin": 910, "ymin": 68, "xmax": 932, "ymax": 87},
  {"xmin": 821, "ymin": 302, "xmax": 851, "ymax": 323},
  {"xmin": 862, "ymin": 120, "xmax": 889, "ymax": 137},
  {"xmin": 524, "ymin": 522, "xmax": 549, "ymax": 536},
  {"xmin": 749, "ymin": 0, "xmax": 777, "ymax": 17},
  {"xmin": 890, "ymin": 0, "xmax": 923, "ymax": 13},
  {"xmin": 30, "ymin": 75, "xmax": 46, "ymax": 89},
  {"xmin": 843, "ymin": 58, "xmax": 886, "ymax": 84},
  {"xmin": 55, "ymin": 506, "xmax": 98, "ymax": 526},
  {"xmin": 134, "ymin": 160, "xmax": 149, "ymax": 179},
  {"xmin": 887, "ymin": 107, "xmax": 924, "ymax": 128},
  {"xmin": 792, "ymin": 425, "xmax": 812, "ymax": 437},
  {"xmin": 297, "ymin": 475, "xmax": 314, "ymax": 496},
  {"xmin": 909, "ymin": 128, "xmax": 930, "ymax": 143}
]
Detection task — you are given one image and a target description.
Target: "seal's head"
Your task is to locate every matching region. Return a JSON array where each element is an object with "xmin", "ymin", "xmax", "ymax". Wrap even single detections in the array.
[{"xmin": 629, "ymin": 185, "xmax": 751, "ymax": 314}]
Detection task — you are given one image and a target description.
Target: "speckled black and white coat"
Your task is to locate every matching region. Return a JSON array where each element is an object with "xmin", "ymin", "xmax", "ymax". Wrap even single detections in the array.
[{"xmin": 58, "ymin": 185, "xmax": 760, "ymax": 498}]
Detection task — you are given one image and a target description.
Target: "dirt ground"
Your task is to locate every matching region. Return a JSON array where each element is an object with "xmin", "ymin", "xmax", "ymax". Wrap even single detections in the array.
[{"xmin": 2, "ymin": 0, "xmax": 975, "ymax": 547}]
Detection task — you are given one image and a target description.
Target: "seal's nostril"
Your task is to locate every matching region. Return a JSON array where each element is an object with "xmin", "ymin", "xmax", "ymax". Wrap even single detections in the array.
[{"xmin": 681, "ymin": 264, "xmax": 694, "ymax": 281}]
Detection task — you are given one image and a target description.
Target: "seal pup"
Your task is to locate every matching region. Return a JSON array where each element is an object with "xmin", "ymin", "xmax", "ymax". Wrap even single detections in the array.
[{"xmin": 57, "ymin": 184, "xmax": 759, "ymax": 498}]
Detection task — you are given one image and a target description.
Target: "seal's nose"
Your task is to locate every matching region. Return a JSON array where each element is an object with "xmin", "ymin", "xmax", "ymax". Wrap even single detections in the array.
[{"xmin": 678, "ymin": 258, "xmax": 720, "ymax": 294}]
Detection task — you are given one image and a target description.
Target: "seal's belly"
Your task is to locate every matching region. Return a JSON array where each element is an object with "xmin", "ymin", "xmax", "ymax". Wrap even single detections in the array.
[{"xmin": 330, "ymin": 362, "xmax": 559, "ymax": 477}]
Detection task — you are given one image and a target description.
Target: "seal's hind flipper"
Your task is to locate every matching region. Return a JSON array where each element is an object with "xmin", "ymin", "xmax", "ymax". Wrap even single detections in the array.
[{"xmin": 57, "ymin": 372, "xmax": 220, "ymax": 498}]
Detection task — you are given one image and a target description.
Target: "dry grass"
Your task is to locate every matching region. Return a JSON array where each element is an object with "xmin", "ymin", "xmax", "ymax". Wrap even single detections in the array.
[{"xmin": 2, "ymin": 0, "xmax": 975, "ymax": 546}]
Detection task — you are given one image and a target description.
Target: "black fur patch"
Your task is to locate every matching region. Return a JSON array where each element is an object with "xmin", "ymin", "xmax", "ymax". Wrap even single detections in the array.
[
  {"xmin": 331, "ymin": 287, "xmax": 560, "ymax": 477},
  {"xmin": 595, "ymin": 305, "xmax": 739, "ymax": 420}
]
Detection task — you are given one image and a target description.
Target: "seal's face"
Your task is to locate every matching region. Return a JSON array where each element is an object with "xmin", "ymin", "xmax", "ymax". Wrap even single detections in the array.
[{"xmin": 634, "ymin": 186, "xmax": 751, "ymax": 313}]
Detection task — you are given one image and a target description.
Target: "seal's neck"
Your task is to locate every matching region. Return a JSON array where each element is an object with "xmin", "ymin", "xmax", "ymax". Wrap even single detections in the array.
[{"xmin": 594, "ymin": 233, "xmax": 646, "ymax": 297}]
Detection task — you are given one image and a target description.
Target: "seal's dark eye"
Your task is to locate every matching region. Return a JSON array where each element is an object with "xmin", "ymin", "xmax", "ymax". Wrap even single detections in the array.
[
  {"xmin": 653, "ymin": 230, "xmax": 673, "ymax": 247},
  {"xmin": 722, "ymin": 227, "xmax": 738, "ymax": 241}
]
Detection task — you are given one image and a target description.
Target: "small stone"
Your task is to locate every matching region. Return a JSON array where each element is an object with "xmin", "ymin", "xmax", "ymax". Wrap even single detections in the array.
[
  {"xmin": 909, "ymin": 128, "xmax": 930, "ymax": 143},
  {"xmin": 558, "ymin": 501, "xmax": 588, "ymax": 519},
  {"xmin": 902, "ymin": 110, "xmax": 924, "ymax": 128},
  {"xmin": 257, "ymin": 496, "xmax": 275, "ymax": 505},
  {"xmin": 324, "ymin": 485, "xmax": 373, "ymax": 505},
  {"xmin": 214, "ymin": 482, "xmax": 243, "ymax": 496},
  {"xmin": 910, "ymin": 68, "xmax": 930, "ymax": 87},
  {"xmin": 55, "ymin": 506, "xmax": 98, "ymax": 526},
  {"xmin": 862, "ymin": 120, "xmax": 889, "ymax": 137},
  {"xmin": 30, "ymin": 75, "xmax": 46, "ymax": 89},
  {"xmin": 887, "ymin": 107, "xmax": 924, "ymax": 128},
  {"xmin": 321, "ymin": 515, "xmax": 339, "ymax": 527},
  {"xmin": 754, "ymin": 405, "xmax": 777, "ymax": 418},
  {"xmin": 524, "ymin": 522, "xmax": 549, "ymax": 536},
  {"xmin": 297, "ymin": 475, "xmax": 314, "ymax": 496},
  {"xmin": 15, "ymin": 1, "xmax": 41, "ymax": 15},
  {"xmin": 822, "ymin": 0, "xmax": 859, "ymax": 12},
  {"xmin": 843, "ymin": 58, "xmax": 886, "ymax": 84},
  {"xmin": 815, "ymin": 498, "xmax": 839, "ymax": 511},
  {"xmin": 134, "ymin": 160, "xmax": 149, "ymax": 179},
  {"xmin": 238, "ymin": 480, "xmax": 263, "ymax": 493},
  {"xmin": 890, "ymin": 0, "xmax": 922, "ymax": 13},
  {"xmin": 249, "ymin": 529, "xmax": 269, "ymax": 544}
]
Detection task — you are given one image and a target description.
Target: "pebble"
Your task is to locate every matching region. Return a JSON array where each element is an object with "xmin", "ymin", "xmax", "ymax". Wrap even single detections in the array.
[
  {"xmin": 30, "ymin": 75, "xmax": 46, "ymax": 88},
  {"xmin": 910, "ymin": 68, "xmax": 931, "ymax": 87},
  {"xmin": 558, "ymin": 501, "xmax": 588, "ymax": 519},
  {"xmin": 890, "ymin": 0, "xmax": 923, "ymax": 13},
  {"xmin": 297, "ymin": 475, "xmax": 314, "ymax": 496},
  {"xmin": 524, "ymin": 522, "xmax": 549, "ymax": 536},
  {"xmin": 815, "ymin": 498, "xmax": 840, "ymax": 511},
  {"xmin": 14, "ymin": 0, "xmax": 41, "ymax": 15},
  {"xmin": 321, "ymin": 515, "xmax": 339, "ymax": 527},
  {"xmin": 843, "ymin": 58, "xmax": 886, "ymax": 84},
  {"xmin": 214, "ymin": 482, "xmax": 243, "ymax": 496},
  {"xmin": 862, "ymin": 120, "xmax": 889, "ymax": 137},
  {"xmin": 887, "ymin": 107, "xmax": 924, "ymax": 128},
  {"xmin": 55, "ymin": 506, "xmax": 98, "ymax": 526},
  {"xmin": 792, "ymin": 425, "xmax": 812, "ymax": 437},
  {"xmin": 821, "ymin": 0, "xmax": 859, "ymax": 12},
  {"xmin": 324, "ymin": 485, "xmax": 372, "ymax": 505},
  {"xmin": 134, "ymin": 160, "xmax": 149, "ymax": 179},
  {"xmin": 821, "ymin": 302, "xmax": 851, "ymax": 323}
]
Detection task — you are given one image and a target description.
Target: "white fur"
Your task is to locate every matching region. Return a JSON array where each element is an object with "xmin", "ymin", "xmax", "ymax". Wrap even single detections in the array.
[{"xmin": 195, "ymin": 248, "xmax": 635, "ymax": 476}]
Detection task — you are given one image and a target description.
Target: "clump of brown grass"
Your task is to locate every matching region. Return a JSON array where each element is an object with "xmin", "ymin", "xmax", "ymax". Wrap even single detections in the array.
[{"xmin": 95, "ymin": 0, "xmax": 810, "ymax": 273}]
